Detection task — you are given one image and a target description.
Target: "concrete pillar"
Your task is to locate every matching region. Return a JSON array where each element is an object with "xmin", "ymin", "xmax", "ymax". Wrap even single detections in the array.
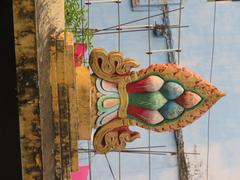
[{"xmin": 12, "ymin": 1, "xmax": 76, "ymax": 179}]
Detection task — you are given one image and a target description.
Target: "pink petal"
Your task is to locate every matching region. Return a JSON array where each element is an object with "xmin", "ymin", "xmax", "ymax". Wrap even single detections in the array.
[
  {"xmin": 102, "ymin": 80, "xmax": 118, "ymax": 92},
  {"xmin": 103, "ymin": 99, "xmax": 120, "ymax": 108}
]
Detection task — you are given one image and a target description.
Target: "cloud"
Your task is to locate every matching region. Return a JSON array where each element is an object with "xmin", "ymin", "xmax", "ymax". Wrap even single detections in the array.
[
  {"xmin": 123, "ymin": 174, "xmax": 147, "ymax": 180},
  {"xmin": 186, "ymin": 138, "xmax": 240, "ymax": 180},
  {"xmin": 155, "ymin": 167, "xmax": 179, "ymax": 180},
  {"xmin": 123, "ymin": 166, "xmax": 179, "ymax": 180}
]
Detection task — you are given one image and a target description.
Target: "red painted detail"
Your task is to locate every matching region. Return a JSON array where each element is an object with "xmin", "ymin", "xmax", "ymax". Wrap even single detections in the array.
[
  {"xmin": 112, "ymin": 126, "xmax": 139, "ymax": 137},
  {"xmin": 126, "ymin": 75, "xmax": 163, "ymax": 93},
  {"xmin": 127, "ymin": 105, "xmax": 164, "ymax": 124}
]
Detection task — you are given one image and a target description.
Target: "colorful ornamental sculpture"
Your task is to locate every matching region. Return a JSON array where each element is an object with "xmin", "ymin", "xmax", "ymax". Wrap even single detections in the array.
[{"xmin": 77, "ymin": 48, "xmax": 225, "ymax": 154}]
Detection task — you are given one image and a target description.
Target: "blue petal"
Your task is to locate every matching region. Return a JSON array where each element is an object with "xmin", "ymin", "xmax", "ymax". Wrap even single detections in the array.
[
  {"xmin": 160, "ymin": 82, "xmax": 184, "ymax": 100},
  {"xmin": 159, "ymin": 101, "xmax": 184, "ymax": 120}
]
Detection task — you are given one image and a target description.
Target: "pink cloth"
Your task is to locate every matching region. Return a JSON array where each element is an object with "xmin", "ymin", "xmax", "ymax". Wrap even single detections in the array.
[
  {"xmin": 74, "ymin": 43, "xmax": 87, "ymax": 67},
  {"xmin": 70, "ymin": 166, "xmax": 89, "ymax": 180}
]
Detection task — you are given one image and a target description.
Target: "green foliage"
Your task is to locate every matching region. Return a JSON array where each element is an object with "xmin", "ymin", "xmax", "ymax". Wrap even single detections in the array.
[{"xmin": 64, "ymin": 0, "xmax": 93, "ymax": 48}]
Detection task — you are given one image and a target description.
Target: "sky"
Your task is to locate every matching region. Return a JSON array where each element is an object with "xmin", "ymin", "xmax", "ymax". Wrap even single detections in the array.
[{"xmin": 79, "ymin": 0, "xmax": 240, "ymax": 179}]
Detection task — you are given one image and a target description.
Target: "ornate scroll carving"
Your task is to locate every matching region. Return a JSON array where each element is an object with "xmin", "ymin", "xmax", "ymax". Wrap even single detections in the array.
[
  {"xmin": 89, "ymin": 48, "xmax": 140, "ymax": 82},
  {"xmin": 93, "ymin": 119, "xmax": 140, "ymax": 153},
  {"xmin": 78, "ymin": 48, "xmax": 225, "ymax": 154}
]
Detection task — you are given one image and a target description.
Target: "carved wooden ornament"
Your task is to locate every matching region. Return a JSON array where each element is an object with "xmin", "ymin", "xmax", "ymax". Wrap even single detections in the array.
[{"xmin": 77, "ymin": 48, "xmax": 225, "ymax": 154}]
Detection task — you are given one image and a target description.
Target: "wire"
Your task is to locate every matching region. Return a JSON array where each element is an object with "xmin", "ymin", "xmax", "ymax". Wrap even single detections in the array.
[
  {"xmin": 207, "ymin": 1, "xmax": 217, "ymax": 180},
  {"xmin": 78, "ymin": 149, "xmax": 200, "ymax": 155},
  {"xmin": 116, "ymin": 2, "xmax": 121, "ymax": 179},
  {"xmin": 105, "ymin": 154, "xmax": 117, "ymax": 180},
  {"xmin": 79, "ymin": 145, "xmax": 166, "ymax": 151},
  {"xmin": 97, "ymin": 7, "xmax": 184, "ymax": 32},
  {"xmin": 177, "ymin": 0, "xmax": 183, "ymax": 64},
  {"xmin": 86, "ymin": 0, "xmax": 93, "ymax": 179},
  {"xmin": 88, "ymin": 141, "xmax": 92, "ymax": 180},
  {"xmin": 125, "ymin": 145, "xmax": 166, "ymax": 149},
  {"xmin": 75, "ymin": 25, "xmax": 189, "ymax": 36},
  {"xmin": 117, "ymin": 1, "xmax": 121, "ymax": 51},
  {"xmin": 147, "ymin": 1, "xmax": 151, "ymax": 179}
]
